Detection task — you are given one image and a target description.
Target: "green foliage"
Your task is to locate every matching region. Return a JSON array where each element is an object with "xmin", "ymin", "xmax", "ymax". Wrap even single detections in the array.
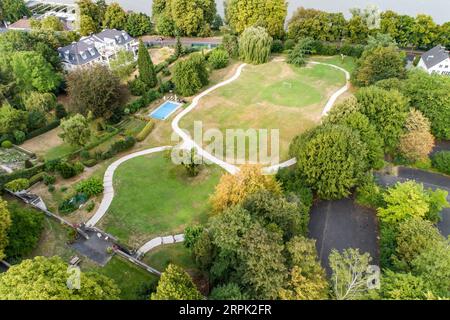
[
  {"xmin": 0, "ymin": 51, "xmax": 61, "ymax": 93},
  {"xmin": 184, "ymin": 225, "xmax": 204, "ymax": 249},
  {"xmin": 0, "ymin": 256, "xmax": 120, "ymax": 299},
  {"xmin": 226, "ymin": 0, "xmax": 287, "ymax": 38},
  {"xmin": 169, "ymin": 0, "xmax": 216, "ymax": 37},
  {"xmin": 79, "ymin": 15, "xmax": 98, "ymax": 36},
  {"xmin": 208, "ymin": 49, "xmax": 229, "ymax": 69},
  {"xmin": 432, "ymin": 151, "xmax": 450, "ymax": 175},
  {"xmin": 271, "ymin": 39, "xmax": 284, "ymax": 53},
  {"xmin": 402, "ymin": 70, "xmax": 450, "ymax": 139},
  {"xmin": 103, "ymin": 3, "xmax": 127, "ymax": 30},
  {"xmin": 60, "ymin": 114, "xmax": 91, "ymax": 147},
  {"xmin": 128, "ymin": 78, "xmax": 148, "ymax": 96},
  {"xmin": 151, "ymin": 264, "xmax": 203, "ymax": 300},
  {"xmin": 221, "ymin": 34, "xmax": 239, "ymax": 58},
  {"xmin": 275, "ymin": 168, "xmax": 313, "ymax": 210},
  {"xmin": 5, "ymin": 201, "xmax": 43, "ymax": 261},
  {"xmin": 125, "ymin": 12, "xmax": 152, "ymax": 37},
  {"xmin": 238, "ymin": 26, "xmax": 272, "ymax": 65},
  {"xmin": 155, "ymin": 13, "xmax": 176, "ymax": 36},
  {"xmin": 355, "ymin": 175, "xmax": 385, "ymax": 209},
  {"xmin": 1, "ymin": 140, "xmax": 12, "ymax": 148},
  {"xmin": 173, "ymin": 53, "xmax": 209, "ymax": 96},
  {"xmin": 66, "ymin": 64, "xmax": 123, "ymax": 120},
  {"xmin": 355, "ymin": 86, "xmax": 408, "ymax": 151},
  {"xmin": 5, "ymin": 178, "xmax": 29, "ymax": 192},
  {"xmin": 75, "ymin": 177, "xmax": 104, "ymax": 197},
  {"xmin": 209, "ymin": 283, "xmax": 247, "ymax": 300},
  {"xmin": 55, "ymin": 104, "xmax": 67, "ymax": 120},
  {"xmin": 324, "ymin": 99, "xmax": 385, "ymax": 169},
  {"xmin": 380, "ymin": 270, "xmax": 428, "ymax": 300},
  {"xmin": 43, "ymin": 174, "xmax": 56, "ymax": 186},
  {"xmin": 138, "ymin": 40, "xmax": 157, "ymax": 89},
  {"xmin": 56, "ymin": 161, "xmax": 77, "ymax": 179},
  {"xmin": 0, "ymin": 198, "xmax": 11, "ymax": 261},
  {"xmin": 287, "ymin": 42, "xmax": 307, "ymax": 67},
  {"xmin": 110, "ymin": 49, "xmax": 135, "ymax": 80},
  {"xmin": 329, "ymin": 248, "xmax": 373, "ymax": 300},
  {"xmin": 290, "ymin": 125, "xmax": 368, "ymax": 200},
  {"xmin": 378, "ymin": 181, "xmax": 449, "ymax": 224},
  {"xmin": 180, "ymin": 148, "xmax": 201, "ymax": 177},
  {"xmin": 40, "ymin": 15, "xmax": 64, "ymax": 31},
  {"xmin": 136, "ymin": 121, "xmax": 155, "ymax": 142},
  {"xmin": 353, "ymin": 46, "xmax": 406, "ymax": 87},
  {"xmin": 0, "ymin": 0, "xmax": 30, "ymax": 23}
]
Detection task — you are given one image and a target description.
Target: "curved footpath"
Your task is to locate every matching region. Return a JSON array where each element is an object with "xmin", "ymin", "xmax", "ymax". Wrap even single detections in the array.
[
  {"xmin": 86, "ymin": 146, "xmax": 172, "ymax": 227},
  {"xmin": 87, "ymin": 60, "xmax": 351, "ymax": 256}
]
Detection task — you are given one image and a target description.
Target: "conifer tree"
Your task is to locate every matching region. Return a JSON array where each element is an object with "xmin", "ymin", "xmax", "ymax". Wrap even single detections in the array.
[{"xmin": 138, "ymin": 40, "xmax": 157, "ymax": 89}]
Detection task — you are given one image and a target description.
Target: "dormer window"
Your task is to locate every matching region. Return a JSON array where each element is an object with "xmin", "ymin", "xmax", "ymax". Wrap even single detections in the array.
[
  {"xmin": 81, "ymin": 51, "xmax": 87, "ymax": 60},
  {"xmin": 88, "ymin": 48, "xmax": 96, "ymax": 56}
]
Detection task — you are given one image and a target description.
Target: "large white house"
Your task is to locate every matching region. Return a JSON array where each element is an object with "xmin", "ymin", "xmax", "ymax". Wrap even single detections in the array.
[
  {"xmin": 418, "ymin": 45, "xmax": 450, "ymax": 76},
  {"xmin": 58, "ymin": 29, "xmax": 138, "ymax": 71}
]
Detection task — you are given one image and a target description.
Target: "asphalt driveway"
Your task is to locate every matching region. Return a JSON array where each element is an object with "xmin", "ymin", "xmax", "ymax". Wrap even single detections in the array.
[{"xmin": 308, "ymin": 198, "xmax": 379, "ymax": 275}]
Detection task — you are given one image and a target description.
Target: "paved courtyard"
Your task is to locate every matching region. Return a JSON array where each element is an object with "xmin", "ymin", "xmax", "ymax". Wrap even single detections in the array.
[{"xmin": 308, "ymin": 198, "xmax": 379, "ymax": 275}]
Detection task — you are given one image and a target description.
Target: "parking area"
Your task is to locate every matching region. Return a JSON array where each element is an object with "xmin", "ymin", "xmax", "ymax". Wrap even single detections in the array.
[{"xmin": 308, "ymin": 198, "xmax": 379, "ymax": 274}]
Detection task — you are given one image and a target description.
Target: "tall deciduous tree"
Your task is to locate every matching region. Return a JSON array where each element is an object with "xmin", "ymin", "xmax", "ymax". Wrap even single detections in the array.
[
  {"xmin": 137, "ymin": 40, "xmax": 157, "ymax": 89},
  {"xmin": 0, "ymin": 0, "xmax": 30, "ymax": 23},
  {"xmin": 169, "ymin": 0, "xmax": 216, "ymax": 37},
  {"xmin": 151, "ymin": 264, "xmax": 203, "ymax": 300},
  {"xmin": 210, "ymin": 164, "xmax": 281, "ymax": 214},
  {"xmin": 102, "ymin": 2, "xmax": 127, "ymax": 30},
  {"xmin": 60, "ymin": 114, "xmax": 91, "ymax": 147},
  {"xmin": 173, "ymin": 53, "xmax": 209, "ymax": 96},
  {"xmin": 355, "ymin": 86, "xmax": 408, "ymax": 151},
  {"xmin": 66, "ymin": 64, "xmax": 123, "ymax": 120},
  {"xmin": 0, "ymin": 256, "xmax": 120, "ymax": 299},
  {"xmin": 290, "ymin": 125, "xmax": 368, "ymax": 200},
  {"xmin": 79, "ymin": 14, "xmax": 98, "ymax": 36},
  {"xmin": 329, "ymin": 248, "xmax": 373, "ymax": 300},
  {"xmin": 238, "ymin": 26, "xmax": 272, "ymax": 65},
  {"xmin": 226, "ymin": 0, "xmax": 287, "ymax": 38},
  {"xmin": 398, "ymin": 109, "xmax": 435, "ymax": 162},
  {"xmin": 125, "ymin": 12, "xmax": 152, "ymax": 37}
]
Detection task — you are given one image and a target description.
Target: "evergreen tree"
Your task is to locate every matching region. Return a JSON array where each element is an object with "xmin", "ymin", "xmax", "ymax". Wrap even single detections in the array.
[{"xmin": 137, "ymin": 40, "xmax": 157, "ymax": 89}]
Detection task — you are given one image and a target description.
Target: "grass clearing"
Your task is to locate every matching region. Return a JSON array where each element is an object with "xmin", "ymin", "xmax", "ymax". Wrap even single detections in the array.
[
  {"xmin": 89, "ymin": 255, "xmax": 158, "ymax": 300},
  {"xmin": 143, "ymin": 243, "xmax": 196, "ymax": 272},
  {"xmin": 180, "ymin": 58, "xmax": 349, "ymax": 160},
  {"xmin": 99, "ymin": 153, "xmax": 223, "ymax": 247}
]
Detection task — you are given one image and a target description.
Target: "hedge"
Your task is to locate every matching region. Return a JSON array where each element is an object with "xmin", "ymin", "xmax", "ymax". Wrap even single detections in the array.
[
  {"xmin": 29, "ymin": 172, "xmax": 46, "ymax": 186},
  {"xmin": 432, "ymin": 151, "xmax": 450, "ymax": 175},
  {"xmin": 0, "ymin": 164, "xmax": 45, "ymax": 189},
  {"xmin": 25, "ymin": 120, "xmax": 61, "ymax": 140},
  {"xmin": 136, "ymin": 121, "xmax": 155, "ymax": 142}
]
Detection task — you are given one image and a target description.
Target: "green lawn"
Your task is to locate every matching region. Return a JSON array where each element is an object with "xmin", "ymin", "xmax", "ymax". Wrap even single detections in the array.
[
  {"xmin": 90, "ymin": 256, "xmax": 158, "ymax": 300},
  {"xmin": 100, "ymin": 153, "xmax": 223, "ymax": 247},
  {"xmin": 312, "ymin": 55, "xmax": 357, "ymax": 74},
  {"xmin": 143, "ymin": 243, "xmax": 196, "ymax": 273},
  {"xmin": 44, "ymin": 143, "xmax": 79, "ymax": 161},
  {"xmin": 180, "ymin": 58, "xmax": 349, "ymax": 161}
]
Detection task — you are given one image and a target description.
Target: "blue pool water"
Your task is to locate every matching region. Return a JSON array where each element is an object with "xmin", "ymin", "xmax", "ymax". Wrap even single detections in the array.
[{"xmin": 150, "ymin": 101, "xmax": 182, "ymax": 120}]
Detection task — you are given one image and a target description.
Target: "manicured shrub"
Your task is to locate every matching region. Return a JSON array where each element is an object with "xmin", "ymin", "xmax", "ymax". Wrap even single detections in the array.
[
  {"xmin": 173, "ymin": 53, "xmax": 209, "ymax": 96},
  {"xmin": 76, "ymin": 177, "xmax": 104, "ymax": 197},
  {"xmin": 24, "ymin": 160, "xmax": 34, "ymax": 169},
  {"xmin": 86, "ymin": 201, "xmax": 95, "ymax": 212},
  {"xmin": 136, "ymin": 121, "xmax": 155, "ymax": 142},
  {"xmin": 73, "ymin": 161, "xmax": 85, "ymax": 175},
  {"xmin": 208, "ymin": 49, "xmax": 229, "ymax": 69},
  {"xmin": 355, "ymin": 176, "xmax": 385, "ymax": 209},
  {"xmin": 55, "ymin": 104, "xmax": 67, "ymax": 119},
  {"xmin": 284, "ymin": 39, "xmax": 295, "ymax": 50},
  {"xmin": 271, "ymin": 39, "xmax": 284, "ymax": 53},
  {"xmin": 1, "ymin": 141, "xmax": 12, "ymax": 148},
  {"xmin": 44, "ymin": 159, "xmax": 61, "ymax": 172},
  {"xmin": 110, "ymin": 136, "xmax": 136, "ymax": 154},
  {"xmin": 29, "ymin": 172, "xmax": 46, "ymax": 186},
  {"xmin": 5, "ymin": 179, "xmax": 30, "ymax": 192},
  {"xmin": 13, "ymin": 130, "xmax": 26, "ymax": 144},
  {"xmin": 43, "ymin": 174, "xmax": 56, "ymax": 186},
  {"xmin": 128, "ymin": 77, "xmax": 147, "ymax": 96},
  {"xmin": 222, "ymin": 34, "xmax": 239, "ymax": 58},
  {"xmin": 80, "ymin": 150, "xmax": 90, "ymax": 160},
  {"xmin": 56, "ymin": 161, "xmax": 77, "ymax": 179},
  {"xmin": 82, "ymin": 159, "xmax": 98, "ymax": 168},
  {"xmin": 432, "ymin": 151, "xmax": 450, "ymax": 175},
  {"xmin": 26, "ymin": 120, "xmax": 60, "ymax": 140}
]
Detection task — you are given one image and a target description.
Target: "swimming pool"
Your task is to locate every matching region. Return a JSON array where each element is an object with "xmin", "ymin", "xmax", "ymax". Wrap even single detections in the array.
[{"xmin": 149, "ymin": 101, "xmax": 183, "ymax": 120}]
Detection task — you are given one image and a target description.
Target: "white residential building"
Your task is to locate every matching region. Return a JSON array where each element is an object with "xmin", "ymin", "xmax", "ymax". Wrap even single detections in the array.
[
  {"xmin": 57, "ymin": 29, "xmax": 138, "ymax": 71},
  {"xmin": 418, "ymin": 45, "xmax": 450, "ymax": 76}
]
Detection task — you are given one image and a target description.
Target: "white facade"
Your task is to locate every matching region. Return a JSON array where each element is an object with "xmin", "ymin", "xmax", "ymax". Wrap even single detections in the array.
[{"xmin": 418, "ymin": 57, "xmax": 450, "ymax": 76}]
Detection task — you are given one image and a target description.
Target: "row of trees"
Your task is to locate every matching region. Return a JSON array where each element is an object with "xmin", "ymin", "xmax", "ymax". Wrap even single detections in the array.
[
  {"xmin": 152, "ymin": 0, "xmax": 219, "ymax": 37},
  {"xmin": 77, "ymin": 0, "xmax": 152, "ymax": 37},
  {"xmin": 288, "ymin": 7, "xmax": 450, "ymax": 49}
]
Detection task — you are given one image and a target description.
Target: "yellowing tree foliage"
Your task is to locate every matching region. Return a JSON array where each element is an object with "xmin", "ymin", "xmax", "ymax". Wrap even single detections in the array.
[{"xmin": 210, "ymin": 165, "xmax": 281, "ymax": 214}]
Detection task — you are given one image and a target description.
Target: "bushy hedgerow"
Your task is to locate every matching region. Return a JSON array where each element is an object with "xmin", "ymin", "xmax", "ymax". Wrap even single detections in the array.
[
  {"xmin": 76, "ymin": 177, "xmax": 104, "ymax": 197},
  {"xmin": 431, "ymin": 151, "xmax": 450, "ymax": 175}
]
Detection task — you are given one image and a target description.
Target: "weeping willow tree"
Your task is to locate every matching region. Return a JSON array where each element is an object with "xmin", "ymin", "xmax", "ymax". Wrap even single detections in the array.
[{"xmin": 238, "ymin": 26, "xmax": 273, "ymax": 64}]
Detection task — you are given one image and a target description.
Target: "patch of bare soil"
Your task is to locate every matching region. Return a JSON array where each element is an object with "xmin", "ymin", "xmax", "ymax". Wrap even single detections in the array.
[{"xmin": 21, "ymin": 127, "xmax": 63, "ymax": 156}]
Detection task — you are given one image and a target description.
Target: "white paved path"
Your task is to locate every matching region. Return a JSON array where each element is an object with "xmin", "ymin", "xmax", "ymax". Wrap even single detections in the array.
[
  {"xmin": 171, "ymin": 60, "xmax": 351, "ymax": 176},
  {"xmin": 86, "ymin": 146, "xmax": 172, "ymax": 227},
  {"xmin": 137, "ymin": 234, "xmax": 185, "ymax": 257}
]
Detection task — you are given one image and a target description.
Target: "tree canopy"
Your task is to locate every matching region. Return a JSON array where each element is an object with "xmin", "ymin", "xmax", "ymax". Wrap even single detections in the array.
[
  {"xmin": 238, "ymin": 26, "xmax": 273, "ymax": 65},
  {"xmin": 0, "ymin": 256, "xmax": 120, "ymax": 300},
  {"xmin": 0, "ymin": 197, "xmax": 11, "ymax": 261},
  {"xmin": 226, "ymin": 0, "xmax": 287, "ymax": 38}
]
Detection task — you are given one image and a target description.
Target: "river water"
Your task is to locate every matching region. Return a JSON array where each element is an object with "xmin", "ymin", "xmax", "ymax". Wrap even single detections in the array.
[{"xmin": 40, "ymin": 0, "xmax": 450, "ymax": 24}]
